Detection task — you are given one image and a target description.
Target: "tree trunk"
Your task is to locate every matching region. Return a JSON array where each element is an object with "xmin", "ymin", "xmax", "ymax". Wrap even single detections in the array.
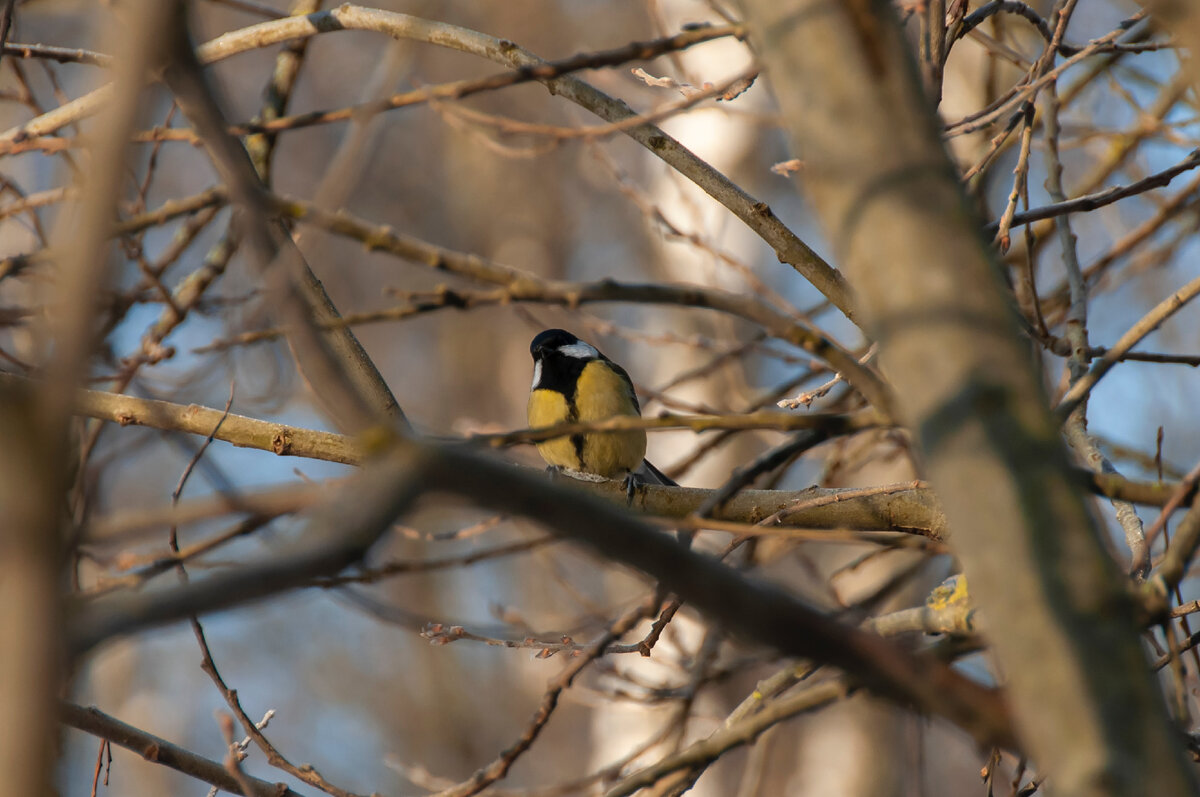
[{"xmin": 738, "ymin": 1, "xmax": 1195, "ymax": 794}]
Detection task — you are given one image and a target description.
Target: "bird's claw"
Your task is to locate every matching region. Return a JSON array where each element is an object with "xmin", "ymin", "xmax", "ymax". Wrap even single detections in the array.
[{"xmin": 623, "ymin": 470, "xmax": 646, "ymax": 506}]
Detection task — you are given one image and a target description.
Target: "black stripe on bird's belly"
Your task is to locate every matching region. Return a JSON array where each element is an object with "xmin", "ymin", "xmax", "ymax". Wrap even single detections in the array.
[{"xmin": 549, "ymin": 361, "xmax": 587, "ymax": 467}]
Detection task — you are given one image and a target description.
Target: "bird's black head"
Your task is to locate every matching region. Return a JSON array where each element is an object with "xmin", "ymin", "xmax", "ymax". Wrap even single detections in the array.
[
  {"xmin": 530, "ymin": 329, "xmax": 600, "ymax": 361},
  {"xmin": 529, "ymin": 329, "xmax": 605, "ymax": 394},
  {"xmin": 530, "ymin": 328, "xmax": 577, "ymax": 359}
]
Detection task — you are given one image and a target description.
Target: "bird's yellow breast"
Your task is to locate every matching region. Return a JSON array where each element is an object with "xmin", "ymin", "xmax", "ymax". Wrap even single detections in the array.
[
  {"xmin": 527, "ymin": 360, "xmax": 646, "ymax": 478},
  {"xmin": 574, "ymin": 360, "xmax": 646, "ymax": 477},
  {"xmin": 528, "ymin": 387, "xmax": 580, "ymax": 471}
]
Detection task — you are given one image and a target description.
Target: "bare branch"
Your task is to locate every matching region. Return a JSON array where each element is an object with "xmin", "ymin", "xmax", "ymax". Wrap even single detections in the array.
[{"xmin": 61, "ymin": 702, "xmax": 301, "ymax": 797}]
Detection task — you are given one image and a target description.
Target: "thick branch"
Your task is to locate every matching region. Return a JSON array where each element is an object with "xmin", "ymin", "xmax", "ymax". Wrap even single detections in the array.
[{"xmin": 70, "ymin": 437, "xmax": 1015, "ymax": 750}]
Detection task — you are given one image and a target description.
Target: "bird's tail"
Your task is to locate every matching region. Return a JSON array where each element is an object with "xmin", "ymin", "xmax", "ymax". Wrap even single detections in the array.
[{"xmin": 636, "ymin": 458, "xmax": 677, "ymax": 487}]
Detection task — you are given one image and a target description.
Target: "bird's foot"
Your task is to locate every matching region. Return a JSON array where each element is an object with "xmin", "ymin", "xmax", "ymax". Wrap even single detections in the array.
[{"xmin": 623, "ymin": 470, "xmax": 647, "ymax": 506}]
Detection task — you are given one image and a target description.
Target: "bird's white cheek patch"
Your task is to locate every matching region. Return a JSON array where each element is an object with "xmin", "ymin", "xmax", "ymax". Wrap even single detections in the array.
[
  {"xmin": 559, "ymin": 342, "xmax": 599, "ymax": 359},
  {"xmin": 531, "ymin": 360, "xmax": 543, "ymax": 390}
]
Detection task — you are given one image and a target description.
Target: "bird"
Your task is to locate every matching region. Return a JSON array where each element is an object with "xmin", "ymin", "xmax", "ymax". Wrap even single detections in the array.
[{"xmin": 527, "ymin": 328, "xmax": 674, "ymax": 491}]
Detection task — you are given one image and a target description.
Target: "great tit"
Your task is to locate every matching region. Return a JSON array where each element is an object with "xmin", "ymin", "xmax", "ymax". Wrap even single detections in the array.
[{"xmin": 528, "ymin": 329, "xmax": 673, "ymax": 487}]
